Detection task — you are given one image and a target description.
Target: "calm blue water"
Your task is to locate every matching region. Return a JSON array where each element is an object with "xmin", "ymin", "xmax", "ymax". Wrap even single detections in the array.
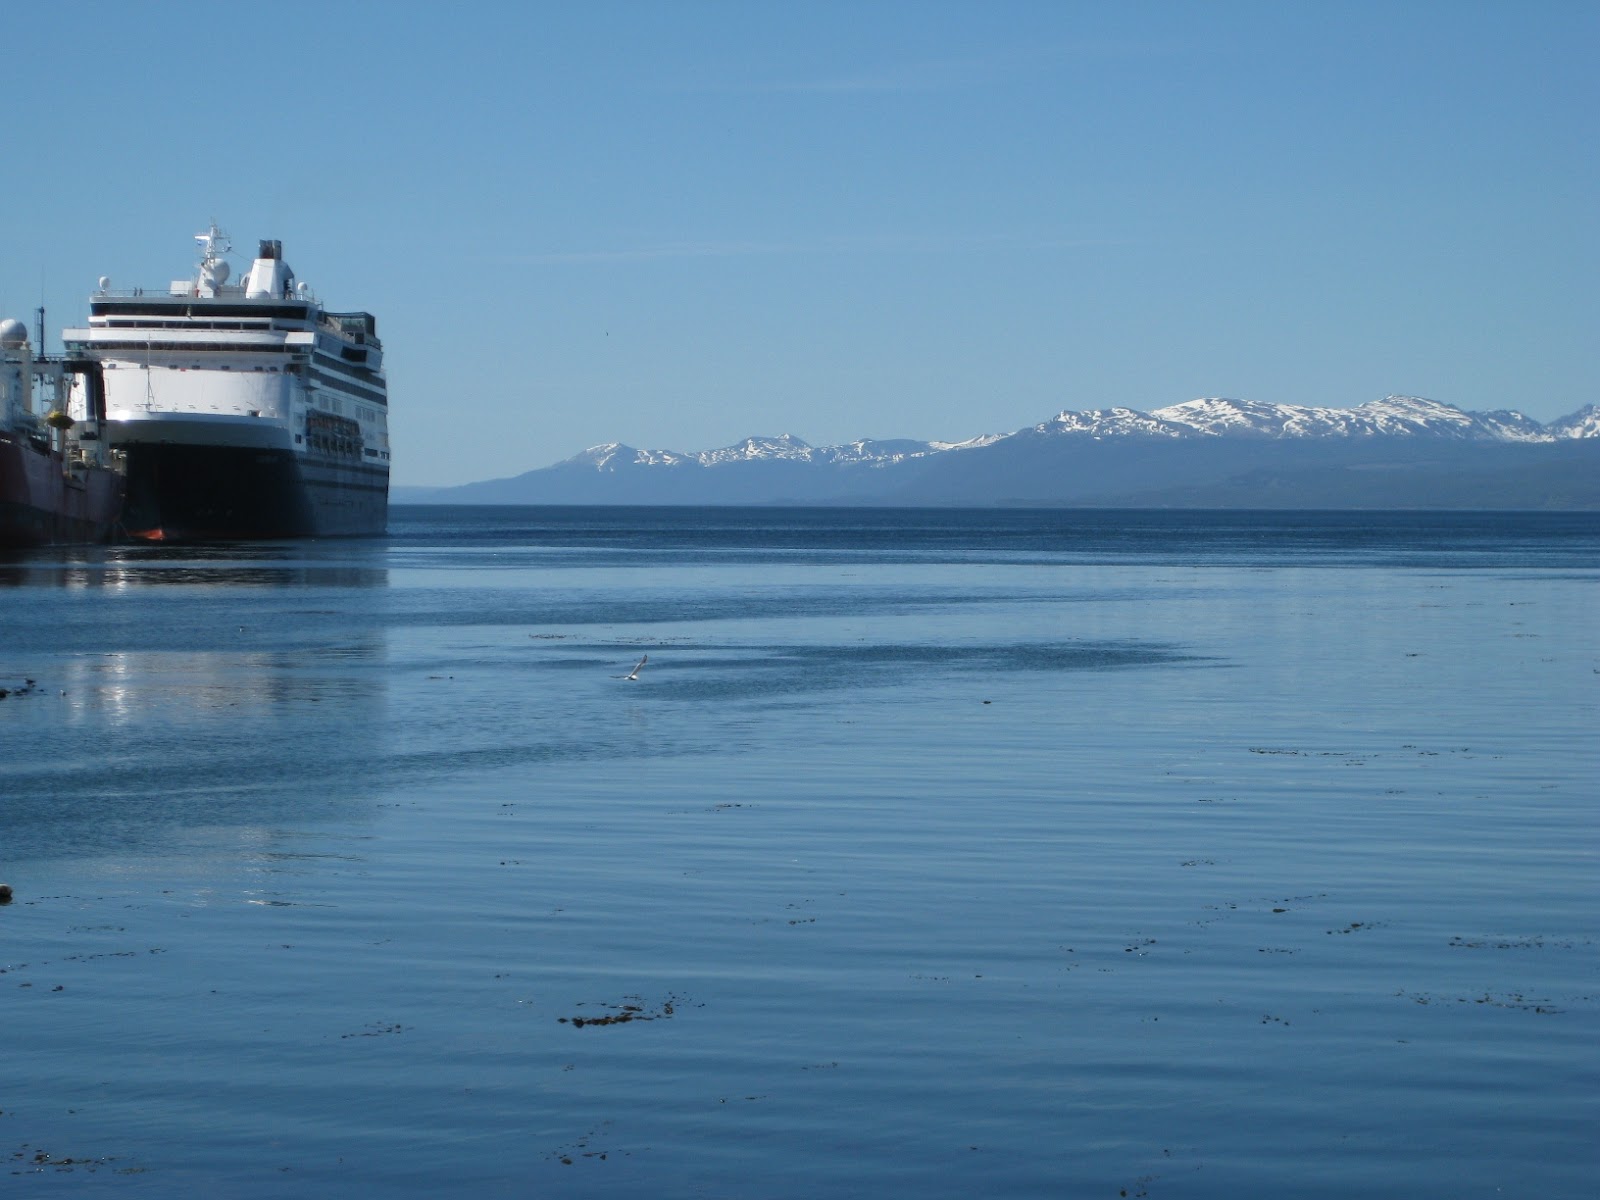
[{"xmin": 2, "ymin": 507, "xmax": 1596, "ymax": 1197}]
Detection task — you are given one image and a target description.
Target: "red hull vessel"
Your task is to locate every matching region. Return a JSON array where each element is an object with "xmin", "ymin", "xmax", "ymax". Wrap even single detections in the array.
[
  {"xmin": 0, "ymin": 317, "xmax": 124, "ymax": 548},
  {"xmin": 0, "ymin": 430, "xmax": 123, "ymax": 547}
]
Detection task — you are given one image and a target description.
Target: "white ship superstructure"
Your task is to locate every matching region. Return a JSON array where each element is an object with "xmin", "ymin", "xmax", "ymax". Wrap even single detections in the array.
[{"xmin": 62, "ymin": 224, "xmax": 389, "ymax": 539}]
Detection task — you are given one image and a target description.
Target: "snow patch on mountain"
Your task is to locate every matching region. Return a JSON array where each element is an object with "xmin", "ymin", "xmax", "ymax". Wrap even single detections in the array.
[
  {"xmin": 568, "ymin": 443, "xmax": 693, "ymax": 471},
  {"xmin": 930, "ymin": 432, "xmax": 1008, "ymax": 452},
  {"xmin": 569, "ymin": 443, "xmax": 631, "ymax": 470},
  {"xmin": 697, "ymin": 434, "xmax": 814, "ymax": 464},
  {"xmin": 1037, "ymin": 407, "xmax": 1194, "ymax": 439},
  {"xmin": 1152, "ymin": 397, "xmax": 1326, "ymax": 437},
  {"xmin": 1548, "ymin": 404, "xmax": 1600, "ymax": 439}
]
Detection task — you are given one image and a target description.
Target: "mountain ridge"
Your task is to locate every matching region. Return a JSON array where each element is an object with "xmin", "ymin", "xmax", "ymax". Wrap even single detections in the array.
[{"xmin": 397, "ymin": 395, "xmax": 1600, "ymax": 509}]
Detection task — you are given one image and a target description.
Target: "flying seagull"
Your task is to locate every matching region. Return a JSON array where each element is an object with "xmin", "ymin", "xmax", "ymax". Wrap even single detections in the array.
[{"xmin": 614, "ymin": 654, "xmax": 648, "ymax": 681}]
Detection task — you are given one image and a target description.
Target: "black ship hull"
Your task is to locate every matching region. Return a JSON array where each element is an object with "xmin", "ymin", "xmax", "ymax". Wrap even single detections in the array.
[{"xmin": 119, "ymin": 443, "xmax": 388, "ymax": 541}]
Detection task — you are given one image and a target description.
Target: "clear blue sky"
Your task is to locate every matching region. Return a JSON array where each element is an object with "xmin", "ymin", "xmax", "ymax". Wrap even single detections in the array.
[{"xmin": 3, "ymin": 1, "xmax": 1594, "ymax": 485}]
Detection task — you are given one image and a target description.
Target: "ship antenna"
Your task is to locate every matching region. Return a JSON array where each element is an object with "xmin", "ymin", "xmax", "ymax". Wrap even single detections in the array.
[{"xmin": 195, "ymin": 221, "xmax": 231, "ymax": 272}]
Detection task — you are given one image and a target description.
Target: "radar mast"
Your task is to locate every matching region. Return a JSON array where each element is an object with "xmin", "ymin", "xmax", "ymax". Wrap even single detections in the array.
[{"xmin": 194, "ymin": 222, "xmax": 233, "ymax": 294}]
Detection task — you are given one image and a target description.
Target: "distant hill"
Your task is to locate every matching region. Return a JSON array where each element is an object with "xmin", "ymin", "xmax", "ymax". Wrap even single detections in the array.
[
  {"xmin": 409, "ymin": 396, "xmax": 1600, "ymax": 509},
  {"xmin": 391, "ymin": 485, "xmax": 445, "ymax": 504}
]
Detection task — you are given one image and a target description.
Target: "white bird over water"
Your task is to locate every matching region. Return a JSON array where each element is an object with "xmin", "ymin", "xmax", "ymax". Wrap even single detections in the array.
[{"xmin": 615, "ymin": 654, "xmax": 648, "ymax": 681}]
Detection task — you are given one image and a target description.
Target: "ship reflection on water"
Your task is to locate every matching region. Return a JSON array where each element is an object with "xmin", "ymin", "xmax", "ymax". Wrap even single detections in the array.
[
  {"xmin": 1, "ymin": 539, "xmax": 390, "ymax": 591},
  {"xmin": 2, "ymin": 538, "xmax": 393, "ymax": 864}
]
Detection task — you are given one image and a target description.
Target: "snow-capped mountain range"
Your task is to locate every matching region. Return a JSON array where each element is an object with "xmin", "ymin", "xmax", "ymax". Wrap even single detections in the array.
[
  {"xmin": 405, "ymin": 395, "xmax": 1599, "ymax": 509},
  {"xmin": 572, "ymin": 431, "xmax": 1003, "ymax": 472},
  {"xmin": 566, "ymin": 395, "xmax": 1597, "ymax": 474},
  {"xmin": 1038, "ymin": 395, "xmax": 1594, "ymax": 442}
]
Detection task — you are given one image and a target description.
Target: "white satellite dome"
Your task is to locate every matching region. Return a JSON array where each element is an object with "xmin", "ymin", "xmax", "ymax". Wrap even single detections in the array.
[
  {"xmin": 200, "ymin": 257, "xmax": 231, "ymax": 291},
  {"xmin": 0, "ymin": 317, "xmax": 29, "ymax": 348}
]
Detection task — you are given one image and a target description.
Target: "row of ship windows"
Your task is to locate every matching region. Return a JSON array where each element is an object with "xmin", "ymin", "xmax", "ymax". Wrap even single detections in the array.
[
  {"xmin": 102, "ymin": 348, "xmax": 290, "ymax": 358},
  {"xmin": 293, "ymin": 433, "xmax": 388, "ymax": 460},
  {"xmin": 307, "ymin": 368, "xmax": 387, "ymax": 406},
  {"xmin": 310, "ymin": 352, "xmax": 380, "ymax": 378},
  {"xmin": 300, "ymin": 432, "xmax": 365, "ymax": 457},
  {"xmin": 304, "ymin": 393, "xmax": 386, "ymax": 425},
  {"xmin": 106, "ymin": 362, "xmax": 286, "ymax": 372},
  {"xmin": 91, "ymin": 303, "xmax": 311, "ymax": 320},
  {"xmin": 100, "ymin": 320, "xmax": 285, "ymax": 331},
  {"xmin": 302, "ymin": 411, "xmax": 366, "ymax": 459}
]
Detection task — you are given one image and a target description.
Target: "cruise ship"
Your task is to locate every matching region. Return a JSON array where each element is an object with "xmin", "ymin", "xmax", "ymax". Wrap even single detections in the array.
[{"xmin": 62, "ymin": 225, "xmax": 389, "ymax": 540}]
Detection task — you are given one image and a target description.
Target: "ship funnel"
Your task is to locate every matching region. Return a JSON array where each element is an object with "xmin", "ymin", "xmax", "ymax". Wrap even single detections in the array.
[{"xmin": 245, "ymin": 241, "xmax": 294, "ymax": 299}]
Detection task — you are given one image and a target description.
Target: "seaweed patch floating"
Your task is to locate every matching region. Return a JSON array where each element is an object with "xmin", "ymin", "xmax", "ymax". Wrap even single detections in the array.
[{"xmin": 557, "ymin": 993, "xmax": 695, "ymax": 1029}]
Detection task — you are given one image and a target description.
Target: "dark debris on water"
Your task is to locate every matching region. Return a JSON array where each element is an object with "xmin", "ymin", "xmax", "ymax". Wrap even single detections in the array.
[
  {"xmin": 0, "ymin": 679, "xmax": 42, "ymax": 701},
  {"xmin": 558, "ymin": 993, "xmax": 695, "ymax": 1029}
]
